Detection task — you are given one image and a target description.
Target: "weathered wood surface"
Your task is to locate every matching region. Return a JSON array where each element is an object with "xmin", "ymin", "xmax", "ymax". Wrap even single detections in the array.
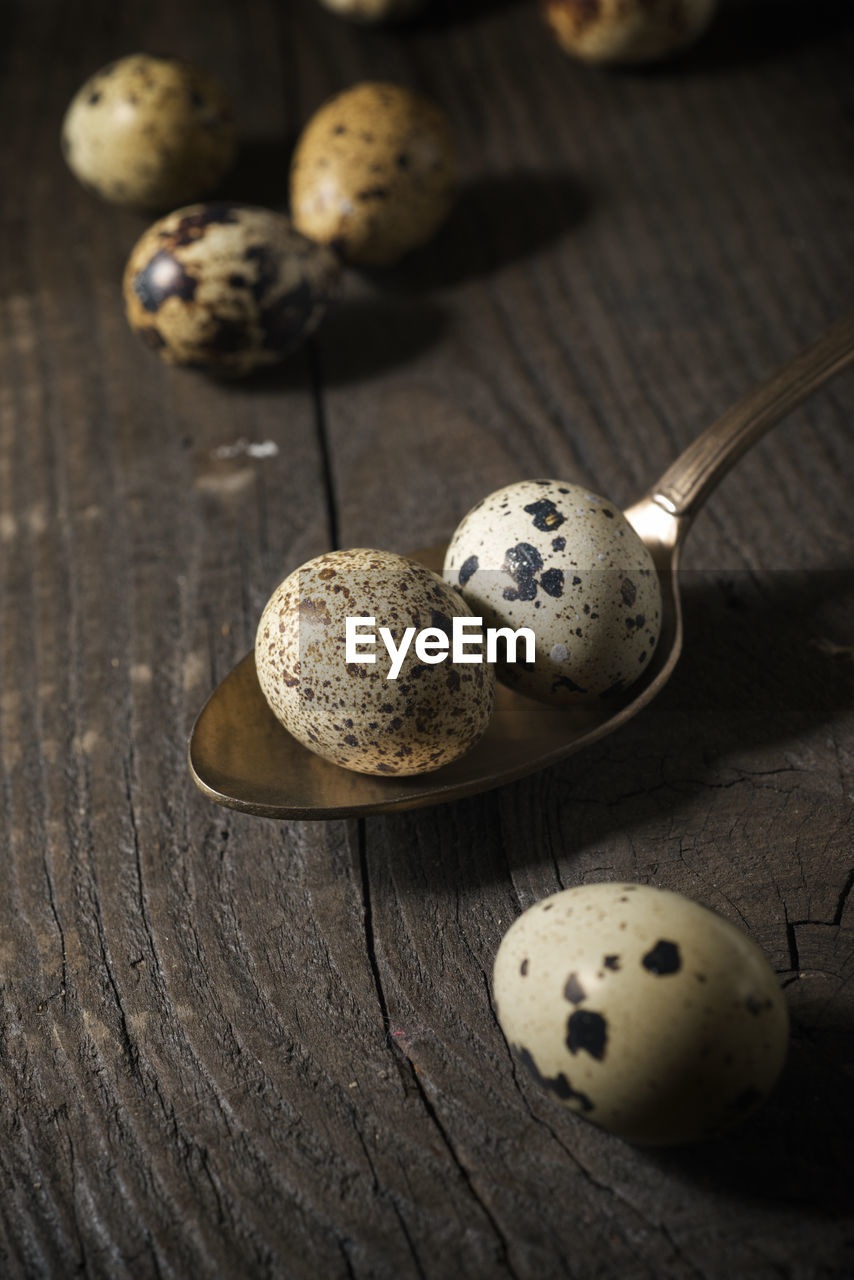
[{"xmin": 2, "ymin": 0, "xmax": 853, "ymax": 1276}]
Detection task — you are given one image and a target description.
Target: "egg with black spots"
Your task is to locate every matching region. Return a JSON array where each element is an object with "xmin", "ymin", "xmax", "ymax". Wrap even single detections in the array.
[
  {"xmin": 493, "ymin": 883, "xmax": 789, "ymax": 1145},
  {"xmin": 290, "ymin": 82, "xmax": 457, "ymax": 267},
  {"xmin": 255, "ymin": 548, "xmax": 495, "ymax": 776},
  {"xmin": 122, "ymin": 203, "xmax": 339, "ymax": 376},
  {"xmin": 61, "ymin": 53, "xmax": 236, "ymax": 209},
  {"xmin": 444, "ymin": 480, "xmax": 661, "ymax": 706},
  {"xmin": 542, "ymin": 0, "xmax": 718, "ymax": 65}
]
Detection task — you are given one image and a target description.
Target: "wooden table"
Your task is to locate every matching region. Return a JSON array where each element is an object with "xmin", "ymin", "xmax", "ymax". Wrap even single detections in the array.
[{"xmin": 2, "ymin": 1, "xmax": 853, "ymax": 1275}]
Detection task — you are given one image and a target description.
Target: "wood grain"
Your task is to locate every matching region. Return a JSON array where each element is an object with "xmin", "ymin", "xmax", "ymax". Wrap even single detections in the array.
[{"xmin": 2, "ymin": 0, "xmax": 853, "ymax": 1276}]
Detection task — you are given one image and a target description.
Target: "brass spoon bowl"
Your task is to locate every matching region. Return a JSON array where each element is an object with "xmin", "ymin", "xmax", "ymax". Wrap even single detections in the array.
[{"xmin": 189, "ymin": 315, "xmax": 854, "ymax": 819}]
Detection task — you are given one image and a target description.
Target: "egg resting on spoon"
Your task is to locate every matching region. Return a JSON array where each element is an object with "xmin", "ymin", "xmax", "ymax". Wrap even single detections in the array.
[
  {"xmin": 444, "ymin": 480, "xmax": 661, "ymax": 707},
  {"xmin": 256, "ymin": 548, "xmax": 495, "ymax": 776}
]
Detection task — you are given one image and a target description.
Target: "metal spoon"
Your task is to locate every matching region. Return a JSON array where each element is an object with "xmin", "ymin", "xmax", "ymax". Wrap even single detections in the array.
[{"xmin": 188, "ymin": 314, "xmax": 854, "ymax": 819}]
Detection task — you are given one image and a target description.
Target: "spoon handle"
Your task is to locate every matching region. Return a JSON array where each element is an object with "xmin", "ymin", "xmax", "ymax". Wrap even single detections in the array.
[{"xmin": 649, "ymin": 312, "xmax": 854, "ymax": 525}]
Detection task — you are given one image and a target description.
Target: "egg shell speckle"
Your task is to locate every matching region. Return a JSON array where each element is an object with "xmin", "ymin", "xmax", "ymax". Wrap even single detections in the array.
[
  {"xmin": 444, "ymin": 480, "xmax": 661, "ymax": 706},
  {"xmin": 61, "ymin": 53, "xmax": 236, "ymax": 209},
  {"xmin": 493, "ymin": 883, "xmax": 789, "ymax": 1145},
  {"xmin": 122, "ymin": 203, "xmax": 339, "ymax": 376},
  {"xmin": 255, "ymin": 548, "xmax": 495, "ymax": 776},
  {"xmin": 542, "ymin": 0, "xmax": 718, "ymax": 65},
  {"xmin": 290, "ymin": 82, "xmax": 457, "ymax": 267}
]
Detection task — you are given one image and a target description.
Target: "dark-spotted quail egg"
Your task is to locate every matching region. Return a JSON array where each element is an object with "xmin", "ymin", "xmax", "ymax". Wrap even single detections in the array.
[
  {"xmin": 255, "ymin": 548, "xmax": 495, "ymax": 776},
  {"xmin": 61, "ymin": 53, "xmax": 236, "ymax": 209},
  {"xmin": 290, "ymin": 82, "xmax": 457, "ymax": 267},
  {"xmin": 444, "ymin": 480, "xmax": 661, "ymax": 706},
  {"xmin": 122, "ymin": 203, "xmax": 339, "ymax": 375},
  {"xmin": 316, "ymin": 0, "xmax": 426, "ymax": 20},
  {"xmin": 493, "ymin": 883, "xmax": 789, "ymax": 1145},
  {"xmin": 542, "ymin": 0, "xmax": 718, "ymax": 65}
]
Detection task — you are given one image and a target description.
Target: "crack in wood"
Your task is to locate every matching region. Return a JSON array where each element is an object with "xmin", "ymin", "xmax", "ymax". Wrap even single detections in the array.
[
  {"xmin": 358, "ymin": 824, "xmax": 518, "ymax": 1277},
  {"xmin": 122, "ymin": 748, "xmax": 161, "ymax": 984},
  {"xmin": 832, "ymin": 867, "xmax": 854, "ymax": 926},
  {"xmin": 785, "ymin": 916, "xmax": 801, "ymax": 974},
  {"xmin": 40, "ymin": 853, "xmax": 70, "ymax": 1017}
]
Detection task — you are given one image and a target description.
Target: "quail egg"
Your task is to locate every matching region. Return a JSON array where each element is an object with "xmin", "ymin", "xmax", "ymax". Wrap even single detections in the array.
[
  {"xmin": 122, "ymin": 203, "xmax": 339, "ymax": 375},
  {"xmin": 493, "ymin": 882, "xmax": 789, "ymax": 1145},
  {"xmin": 444, "ymin": 480, "xmax": 661, "ymax": 706},
  {"xmin": 316, "ymin": 0, "xmax": 426, "ymax": 20},
  {"xmin": 290, "ymin": 82, "xmax": 457, "ymax": 267},
  {"xmin": 61, "ymin": 53, "xmax": 236, "ymax": 209},
  {"xmin": 542, "ymin": 0, "xmax": 718, "ymax": 65},
  {"xmin": 255, "ymin": 548, "xmax": 495, "ymax": 776}
]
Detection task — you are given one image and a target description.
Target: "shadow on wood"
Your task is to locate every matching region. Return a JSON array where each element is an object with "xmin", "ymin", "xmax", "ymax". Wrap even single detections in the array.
[
  {"xmin": 409, "ymin": 0, "xmax": 529, "ymax": 31},
  {"xmin": 213, "ymin": 136, "xmax": 294, "ymax": 210},
  {"xmin": 213, "ymin": 295, "xmax": 448, "ymax": 393},
  {"xmin": 646, "ymin": 1006, "xmax": 854, "ymax": 1215},
  {"xmin": 376, "ymin": 171, "xmax": 590, "ymax": 293},
  {"xmin": 372, "ymin": 568, "xmax": 854, "ymax": 889},
  {"xmin": 679, "ymin": 0, "xmax": 854, "ymax": 72}
]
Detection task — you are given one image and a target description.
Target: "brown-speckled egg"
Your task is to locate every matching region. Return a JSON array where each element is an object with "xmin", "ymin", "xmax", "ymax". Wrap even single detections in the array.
[
  {"xmin": 61, "ymin": 53, "xmax": 236, "ymax": 209},
  {"xmin": 316, "ymin": 0, "xmax": 425, "ymax": 20},
  {"xmin": 493, "ymin": 883, "xmax": 789, "ymax": 1145},
  {"xmin": 255, "ymin": 548, "xmax": 495, "ymax": 776},
  {"xmin": 122, "ymin": 203, "xmax": 339, "ymax": 375},
  {"xmin": 444, "ymin": 480, "xmax": 661, "ymax": 706},
  {"xmin": 542, "ymin": 0, "xmax": 718, "ymax": 65},
  {"xmin": 290, "ymin": 82, "xmax": 457, "ymax": 267}
]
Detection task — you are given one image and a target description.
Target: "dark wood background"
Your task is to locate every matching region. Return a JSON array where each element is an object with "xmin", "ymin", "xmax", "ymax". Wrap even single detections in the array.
[{"xmin": 2, "ymin": 1, "xmax": 853, "ymax": 1275}]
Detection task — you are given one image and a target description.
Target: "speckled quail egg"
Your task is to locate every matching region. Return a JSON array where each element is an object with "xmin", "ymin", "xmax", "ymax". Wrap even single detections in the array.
[
  {"xmin": 61, "ymin": 53, "xmax": 236, "ymax": 209},
  {"xmin": 444, "ymin": 480, "xmax": 661, "ymax": 706},
  {"xmin": 122, "ymin": 203, "xmax": 339, "ymax": 375},
  {"xmin": 316, "ymin": 0, "xmax": 426, "ymax": 21},
  {"xmin": 255, "ymin": 548, "xmax": 495, "ymax": 776},
  {"xmin": 542, "ymin": 0, "xmax": 718, "ymax": 65},
  {"xmin": 290, "ymin": 82, "xmax": 457, "ymax": 267},
  {"xmin": 493, "ymin": 883, "xmax": 789, "ymax": 1145}
]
